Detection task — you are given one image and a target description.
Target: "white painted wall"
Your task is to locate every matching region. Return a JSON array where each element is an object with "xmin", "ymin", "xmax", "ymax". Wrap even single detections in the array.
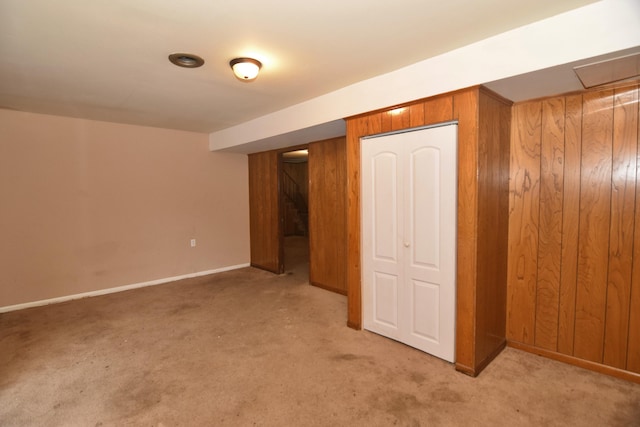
[{"xmin": 209, "ymin": 0, "xmax": 640, "ymax": 153}]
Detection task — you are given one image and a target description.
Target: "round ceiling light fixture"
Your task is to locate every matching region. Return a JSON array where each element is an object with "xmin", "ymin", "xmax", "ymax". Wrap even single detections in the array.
[
  {"xmin": 168, "ymin": 53, "xmax": 205, "ymax": 68},
  {"xmin": 230, "ymin": 57, "xmax": 262, "ymax": 81}
]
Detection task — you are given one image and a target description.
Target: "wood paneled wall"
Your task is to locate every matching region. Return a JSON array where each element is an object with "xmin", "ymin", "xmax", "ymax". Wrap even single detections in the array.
[
  {"xmin": 248, "ymin": 150, "xmax": 282, "ymax": 273},
  {"xmin": 308, "ymin": 137, "xmax": 347, "ymax": 294},
  {"xmin": 475, "ymin": 91, "xmax": 512, "ymax": 368},
  {"xmin": 507, "ymin": 84, "xmax": 640, "ymax": 381},
  {"xmin": 346, "ymin": 87, "xmax": 511, "ymax": 376}
]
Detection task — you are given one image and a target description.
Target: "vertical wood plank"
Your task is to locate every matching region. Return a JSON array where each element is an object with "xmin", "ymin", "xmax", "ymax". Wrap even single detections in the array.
[
  {"xmin": 381, "ymin": 110, "xmax": 392, "ymax": 133},
  {"xmin": 628, "ymin": 87, "xmax": 640, "ymax": 372},
  {"xmin": 507, "ymin": 101, "xmax": 542, "ymax": 345},
  {"xmin": 409, "ymin": 102, "xmax": 425, "ymax": 128},
  {"xmin": 346, "ymin": 116, "xmax": 369, "ymax": 329},
  {"xmin": 558, "ymin": 95, "xmax": 583, "ymax": 355},
  {"xmin": 475, "ymin": 94, "xmax": 493, "ymax": 362},
  {"xmin": 367, "ymin": 112, "xmax": 382, "ymax": 135},
  {"xmin": 309, "ymin": 141, "xmax": 325, "ymax": 285},
  {"xmin": 534, "ymin": 97, "xmax": 565, "ymax": 351},
  {"xmin": 603, "ymin": 87, "xmax": 638, "ymax": 368},
  {"xmin": 453, "ymin": 89, "xmax": 479, "ymax": 371},
  {"xmin": 474, "ymin": 90, "xmax": 511, "ymax": 365},
  {"xmin": 425, "ymin": 96, "xmax": 454, "ymax": 124},
  {"xmin": 336, "ymin": 137, "xmax": 348, "ymax": 295},
  {"xmin": 390, "ymin": 107, "xmax": 410, "ymax": 130},
  {"xmin": 248, "ymin": 150, "xmax": 281, "ymax": 273},
  {"xmin": 308, "ymin": 137, "xmax": 348, "ymax": 294},
  {"xmin": 574, "ymin": 90, "xmax": 614, "ymax": 363},
  {"xmin": 497, "ymin": 93, "xmax": 513, "ymax": 345}
]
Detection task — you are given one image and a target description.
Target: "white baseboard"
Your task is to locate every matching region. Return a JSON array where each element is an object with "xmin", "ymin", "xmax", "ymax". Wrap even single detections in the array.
[{"xmin": 0, "ymin": 263, "xmax": 250, "ymax": 314}]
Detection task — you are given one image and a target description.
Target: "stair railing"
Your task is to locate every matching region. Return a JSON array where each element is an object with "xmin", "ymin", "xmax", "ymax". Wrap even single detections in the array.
[
  {"xmin": 282, "ymin": 171, "xmax": 307, "ymax": 213},
  {"xmin": 282, "ymin": 170, "xmax": 308, "ymax": 235}
]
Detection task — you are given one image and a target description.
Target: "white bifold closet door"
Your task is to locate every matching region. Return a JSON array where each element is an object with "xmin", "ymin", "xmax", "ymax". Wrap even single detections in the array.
[{"xmin": 361, "ymin": 123, "xmax": 457, "ymax": 363}]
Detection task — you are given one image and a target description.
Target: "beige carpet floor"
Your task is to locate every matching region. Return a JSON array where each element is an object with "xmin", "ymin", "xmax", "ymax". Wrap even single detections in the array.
[{"xmin": 1, "ymin": 236, "xmax": 639, "ymax": 426}]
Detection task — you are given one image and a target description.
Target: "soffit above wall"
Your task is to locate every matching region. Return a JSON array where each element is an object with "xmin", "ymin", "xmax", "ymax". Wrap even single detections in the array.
[
  {"xmin": 210, "ymin": 1, "xmax": 640, "ymax": 153},
  {"xmin": 485, "ymin": 47, "xmax": 640, "ymax": 103}
]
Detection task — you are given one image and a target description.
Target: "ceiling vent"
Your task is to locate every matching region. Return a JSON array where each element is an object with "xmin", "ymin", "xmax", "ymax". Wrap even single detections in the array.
[
  {"xmin": 573, "ymin": 52, "xmax": 640, "ymax": 88},
  {"xmin": 168, "ymin": 53, "xmax": 205, "ymax": 68}
]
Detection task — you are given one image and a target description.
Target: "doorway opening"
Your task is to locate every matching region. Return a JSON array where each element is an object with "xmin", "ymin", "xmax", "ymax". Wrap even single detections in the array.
[
  {"xmin": 281, "ymin": 148, "xmax": 310, "ymax": 275},
  {"xmin": 248, "ymin": 137, "xmax": 347, "ymax": 293}
]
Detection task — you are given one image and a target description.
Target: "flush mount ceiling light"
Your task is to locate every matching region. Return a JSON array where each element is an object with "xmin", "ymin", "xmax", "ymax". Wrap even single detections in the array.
[
  {"xmin": 230, "ymin": 57, "xmax": 262, "ymax": 81},
  {"xmin": 168, "ymin": 53, "xmax": 205, "ymax": 68}
]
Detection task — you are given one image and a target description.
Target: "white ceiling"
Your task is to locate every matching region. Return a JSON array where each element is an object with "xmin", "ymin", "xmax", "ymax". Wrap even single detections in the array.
[{"xmin": 1, "ymin": 0, "xmax": 602, "ymax": 137}]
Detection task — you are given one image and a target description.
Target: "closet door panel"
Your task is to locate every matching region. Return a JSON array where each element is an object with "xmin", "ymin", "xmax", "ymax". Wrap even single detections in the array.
[
  {"xmin": 362, "ymin": 141, "xmax": 403, "ymax": 338},
  {"xmin": 363, "ymin": 124, "xmax": 457, "ymax": 363},
  {"xmin": 403, "ymin": 125, "xmax": 457, "ymax": 362}
]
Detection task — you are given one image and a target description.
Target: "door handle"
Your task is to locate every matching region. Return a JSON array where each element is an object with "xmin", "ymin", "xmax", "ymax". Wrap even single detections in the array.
[{"xmin": 404, "ymin": 242, "xmax": 410, "ymax": 248}]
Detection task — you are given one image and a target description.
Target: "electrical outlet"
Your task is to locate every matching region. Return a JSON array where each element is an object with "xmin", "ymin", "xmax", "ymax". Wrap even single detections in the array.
[{"xmin": 190, "ymin": 239, "xmax": 196, "ymax": 247}]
